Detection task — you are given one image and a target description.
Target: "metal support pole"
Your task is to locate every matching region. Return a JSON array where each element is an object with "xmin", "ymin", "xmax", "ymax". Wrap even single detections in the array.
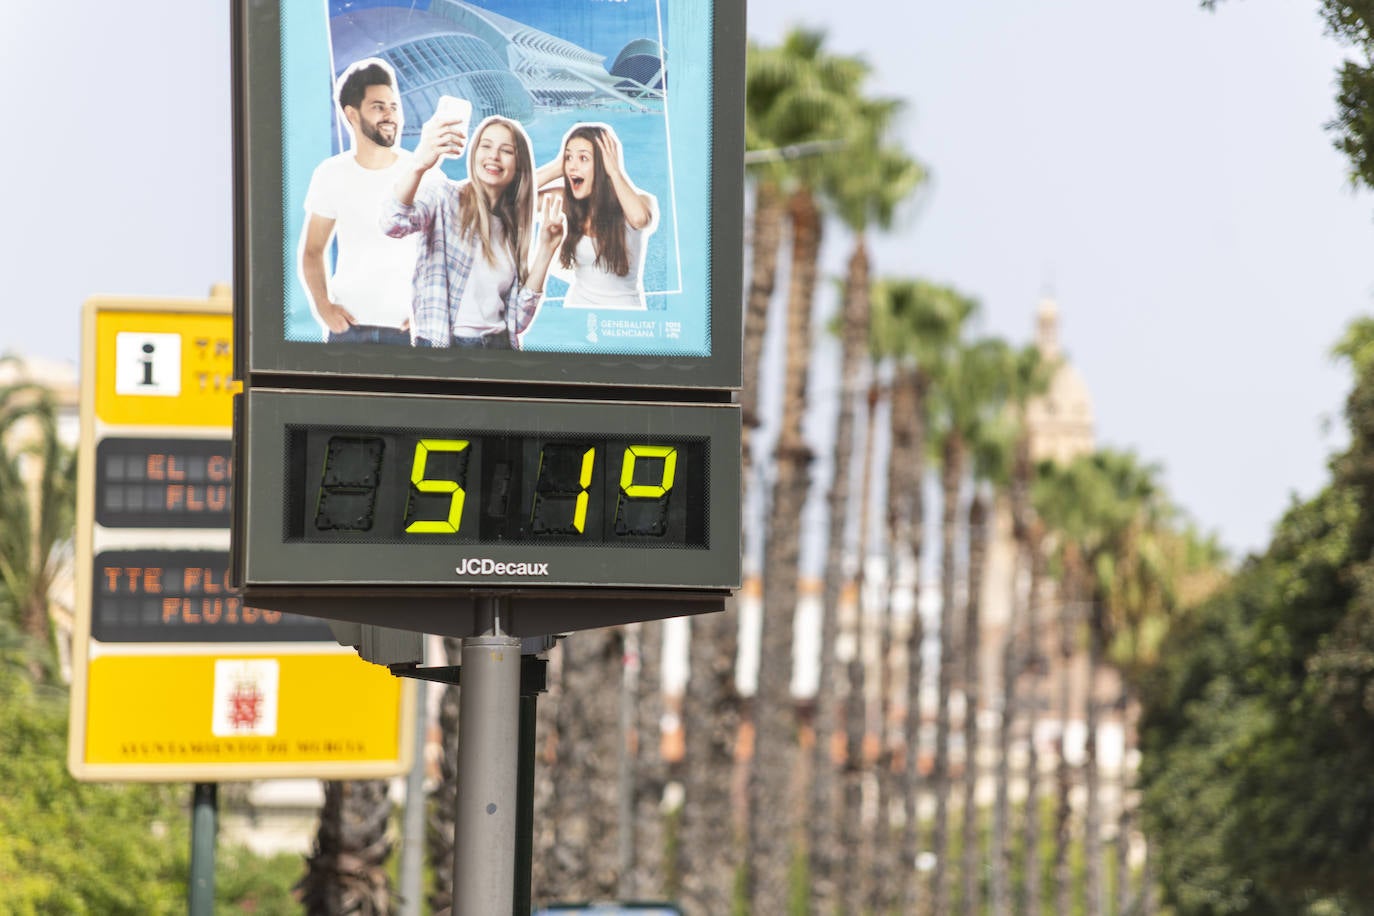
[
  {"xmin": 514, "ymin": 682, "xmax": 538, "ymax": 914},
  {"xmin": 189, "ymin": 782, "xmax": 217, "ymax": 915},
  {"xmin": 454, "ymin": 597, "xmax": 521, "ymax": 916},
  {"xmin": 399, "ymin": 672, "xmax": 429, "ymax": 916}
]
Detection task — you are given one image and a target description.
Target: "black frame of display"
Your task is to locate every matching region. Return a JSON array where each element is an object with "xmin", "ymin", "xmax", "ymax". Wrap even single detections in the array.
[{"xmin": 231, "ymin": 0, "xmax": 745, "ymax": 393}]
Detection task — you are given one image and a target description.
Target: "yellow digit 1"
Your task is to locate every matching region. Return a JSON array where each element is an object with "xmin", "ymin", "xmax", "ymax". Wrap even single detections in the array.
[
  {"xmin": 406, "ymin": 439, "xmax": 469, "ymax": 533},
  {"xmin": 573, "ymin": 447, "xmax": 595, "ymax": 533},
  {"xmin": 620, "ymin": 445, "xmax": 678, "ymax": 498}
]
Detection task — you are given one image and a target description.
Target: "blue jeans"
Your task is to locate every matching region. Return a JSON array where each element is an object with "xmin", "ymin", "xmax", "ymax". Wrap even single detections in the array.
[
  {"xmin": 415, "ymin": 332, "xmax": 511, "ymax": 349},
  {"xmin": 327, "ymin": 324, "xmax": 410, "ymax": 345}
]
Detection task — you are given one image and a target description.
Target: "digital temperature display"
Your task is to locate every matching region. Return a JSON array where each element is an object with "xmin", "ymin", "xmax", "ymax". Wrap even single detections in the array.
[
  {"xmin": 235, "ymin": 390, "xmax": 740, "ymax": 631},
  {"xmin": 288, "ymin": 430, "xmax": 707, "ymax": 548}
]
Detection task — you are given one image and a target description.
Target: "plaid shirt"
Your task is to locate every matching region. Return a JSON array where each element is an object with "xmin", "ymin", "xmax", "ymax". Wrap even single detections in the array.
[{"xmin": 381, "ymin": 176, "xmax": 541, "ymax": 348}]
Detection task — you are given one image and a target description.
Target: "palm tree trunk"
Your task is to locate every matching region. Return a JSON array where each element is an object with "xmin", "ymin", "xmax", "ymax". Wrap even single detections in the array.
[
  {"xmin": 300, "ymin": 780, "xmax": 394, "ymax": 915},
  {"xmin": 864, "ymin": 381, "xmax": 896, "ymax": 915},
  {"xmin": 812, "ymin": 236, "xmax": 872, "ymax": 912},
  {"xmin": 680, "ymin": 173, "xmax": 779, "ymax": 907},
  {"xmin": 742, "ymin": 179, "xmax": 786, "ymax": 475},
  {"xmin": 933, "ymin": 432, "xmax": 966, "ymax": 916},
  {"xmin": 1053, "ymin": 565, "xmax": 1083, "ymax": 916},
  {"xmin": 866, "ymin": 594, "xmax": 898, "ymax": 915},
  {"xmin": 993, "ymin": 437, "xmax": 1037, "ymax": 916},
  {"xmin": 549, "ymin": 628, "xmax": 625, "ymax": 900},
  {"xmin": 960, "ymin": 492, "xmax": 989, "ymax": 913},
  {"xmin": 632, "ymin": 620, "xmax": 667, "ymax": 899},
  {"xmin": 1115, "ymin": 703, "xmax": 1137, "ymax": 916},
  {"xmin": 680, "ymin": 601, "xmax": 742, "ymax": 915},
  {"xmin": 1021, "ymin": 524, "xmax": 1047, "ymax": 916},
  {"xmin": 869, "ymin": 367, "xmax": 924, "ymax": 916},
  {"xmin": 677, "ymin": 171, "xmax": 776, "ymax": 913},
  {"xmin": 1115, "ymin": 687, "xmax": 1135, "ymax": 916},
  {"xmin": 990, "ymin": 581, "xmax": 1019, "ymax": 916},
  {"xmin": 841, "ymin": 620, "xmax": 869, "ymax": 916},
  {"xmin": 840, "ymin": 379, "xmax": 884, "ymax": 916},
  {"xmin": 532, "ymin": 636, "xmax": 563, "ymax": 907},
  {"xmin": 750, "ymin": 185, "xmax": 822, "ymax": 911},
  {"xmin": 428, "ymin": 637, "xmax": 461, "ymax": 913},
  {"xmin": 1084, "ymin": 602, "xmax": 1105, "ymax": 916},
  {"xmin": 897, "ymin": 369, "xmax": 930, "ymax": 915}
]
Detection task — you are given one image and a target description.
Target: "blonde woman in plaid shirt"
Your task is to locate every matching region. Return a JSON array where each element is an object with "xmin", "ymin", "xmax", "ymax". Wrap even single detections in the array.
[{"xmin": 384, "ymin": 114, "xmax": 563, "ymax": 349}]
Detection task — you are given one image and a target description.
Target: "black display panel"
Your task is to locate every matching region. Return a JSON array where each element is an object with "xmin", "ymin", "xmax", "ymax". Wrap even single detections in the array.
[
  {"xmin": 288, "ymin": 428, "xmax": 706, "ymax": 548},
  {"xmin": 236, "ymin": 390, "xmax": 740, "ymax": 597},
  {"xmin": 93, "ymin": 550, "xmax": 331, "ymax": 643},
  {"xmin": 95, "ymin": 438, "xmax": 232, "ymax": 529}
]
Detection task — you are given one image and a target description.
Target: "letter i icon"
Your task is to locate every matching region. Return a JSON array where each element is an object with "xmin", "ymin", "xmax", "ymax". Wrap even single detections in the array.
[
  {"xmin": 115, "ymin": 331, "xmax": 182, "ymax": 396},
  {"xmin": 139, "ymin": 343, "xmax": 156, "ymax": 386}
]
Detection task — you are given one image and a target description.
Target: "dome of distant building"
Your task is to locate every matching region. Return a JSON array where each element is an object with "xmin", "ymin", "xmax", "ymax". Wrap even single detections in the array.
[
  {"xmin": 329, "ymin": 0, "xmax": 658, "ymax": 134},
  {"xmin": 611, "ymin": 39, "xmax": 666, "ymax": 94},
  {"xmin": 1026, "ymin": 297, "xmax": 1095, "ymax": 465}
]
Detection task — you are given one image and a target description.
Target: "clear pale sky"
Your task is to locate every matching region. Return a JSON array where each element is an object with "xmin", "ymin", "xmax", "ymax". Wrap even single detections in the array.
[{"xmin": 3, "ymin": 0, "xmax": 1371, "ymax": 557}]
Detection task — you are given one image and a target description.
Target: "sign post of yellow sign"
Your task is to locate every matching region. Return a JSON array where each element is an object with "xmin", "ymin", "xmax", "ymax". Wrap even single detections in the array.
[{"xmin": 69, "ymin": 294, "xmax": 412, "ymax": 781}]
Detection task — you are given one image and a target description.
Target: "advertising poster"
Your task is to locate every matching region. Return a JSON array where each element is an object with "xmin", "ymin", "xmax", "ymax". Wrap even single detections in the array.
[{"xmin": 277, "ymin": 0, "xmax": 712, "ymax": 358}]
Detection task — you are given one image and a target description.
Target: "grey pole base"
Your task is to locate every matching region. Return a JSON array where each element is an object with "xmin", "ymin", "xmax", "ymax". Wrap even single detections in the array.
[{"xmin": 454, "ymin": 634, "xmax": 522, "ymax": 916}]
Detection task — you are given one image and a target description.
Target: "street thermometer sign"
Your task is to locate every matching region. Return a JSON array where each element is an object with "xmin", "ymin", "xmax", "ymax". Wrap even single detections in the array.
[{"xmin": 231, "ymin": 0, "xmax": 745, "ymax": 634}]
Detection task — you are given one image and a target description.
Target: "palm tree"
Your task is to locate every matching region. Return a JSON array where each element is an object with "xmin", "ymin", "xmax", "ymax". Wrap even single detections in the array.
[
  {"xmin": 428, "ymin": 637, "xmax": 462, "ymax": 913},
  {"xmin": 0, "ymin": 358, "xmax": 76, "ymax": 669},
  {"xmin": 959, "ymin": 372, "xmax": 1018, "ymax": 916},
  {"xmin": 860, "ymin": 280, "xmax": 975, "ymax": 913},
  {"xmin": 680, "ymin": 602, "xmax": 742, "ymax": 915},
  {"xmin": 532, "ymin": 637, "xmax": 565, "ymax": 907},
  {"xmin": 631, "ymin": 620, "xmax": 667, "ymax": 899},
  {"xmin": 1035, "ymin": 449, "xmax": 1172, "ymax": 916},
  {"xmin": 989, "ymin": 345, "xmax": 1053, "ymax": 916},
  {"xmin": 544, "ymin": 627, "xmax": 625, "ymax": 901},
  {"xmin": 680, "ymin": 34, "xmax": 822, "ymax": 910},
  {"xmin": 299, "ymin": 780, "xmax": 395, "ymax": 915},
  {"xmin": 928, "ymin": 332, "xmax": 1019, "ymax": 914},
  {"xmin": 811, "ymin": 101, "xmax": 925, "ymax": 912},
  {"xmin": 680, "ymin": 30, "xmax": 854, "ymax": 911},
  {"xmin": 1102, "ymin": 512, "xmax": 1226, "ymax": 913},
  {"xmin": 674, "ymin": 36, "xmax": 805, "ymax": 888},
  {"xmin": 747, "ymin": 28, "xmax": 870, "ymax": 910}
]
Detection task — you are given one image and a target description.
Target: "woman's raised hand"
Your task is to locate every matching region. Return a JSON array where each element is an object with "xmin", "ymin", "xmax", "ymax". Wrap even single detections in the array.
[
  {"xmin": 415, "ymin": 113, "xmax": 467, "ymax": 171},
  {"xmin": 595, "ymin": 129, "xmax": 628, "ymax": 180},
  {"xmin": 538, "ymin": 192, "xmax": 566, "ymax": 248}
]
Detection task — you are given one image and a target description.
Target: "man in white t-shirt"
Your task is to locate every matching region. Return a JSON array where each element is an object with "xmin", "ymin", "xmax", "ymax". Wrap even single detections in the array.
[{"xmin": 299, "ymin": 59, "xmax": 418, "ymax": 344}]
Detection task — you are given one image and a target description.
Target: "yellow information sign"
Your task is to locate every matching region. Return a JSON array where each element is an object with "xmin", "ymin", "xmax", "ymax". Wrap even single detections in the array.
[
  {"xmin": 88, "ymin": 295, "xmax": 238, "ymax": 428},
  {"xmin": 70, "ymin": 293, "xmax": 413, "ymax": 782}
]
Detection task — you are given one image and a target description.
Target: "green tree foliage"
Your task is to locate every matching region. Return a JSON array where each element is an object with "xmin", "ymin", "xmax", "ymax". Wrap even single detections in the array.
[
  {"xmin": 1205, "ymin": 0, "xmax": 1374, "ymax": 190},
  {"xmin": 0, "ymin": 663, "xmax": 189, "ymax": 914},
  {"xmin": 0, "ymin": 657, "xmax": 304, "ymax": 914},
  {"xmin": 1139, "ymin": 318, "xmax": 1374, "ymax": 914}
]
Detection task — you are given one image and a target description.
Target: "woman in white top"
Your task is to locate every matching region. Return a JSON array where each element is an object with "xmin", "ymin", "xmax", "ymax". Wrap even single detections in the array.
[
  {"xmin": 384, "ymin": 114, "xmax": 563, "ymax": 349},
  {"xmin": 540, "ymin": 124, "xmax": 657, "ymax": 310}
]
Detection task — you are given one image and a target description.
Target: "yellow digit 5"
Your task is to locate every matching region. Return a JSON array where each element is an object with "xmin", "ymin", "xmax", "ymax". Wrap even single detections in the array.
[
  {"xmin": 619, "ymin": 445, "xmax": 678, "ymax": 498},
  {"xmin": 406, "ymin": 438, "xmax": 469, "ymax": 533}
]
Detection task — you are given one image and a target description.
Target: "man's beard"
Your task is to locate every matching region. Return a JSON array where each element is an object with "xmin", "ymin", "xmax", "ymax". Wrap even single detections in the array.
[{"xmin": 361, "ymin": 118, "xmax": 397, "ymax": 148}]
